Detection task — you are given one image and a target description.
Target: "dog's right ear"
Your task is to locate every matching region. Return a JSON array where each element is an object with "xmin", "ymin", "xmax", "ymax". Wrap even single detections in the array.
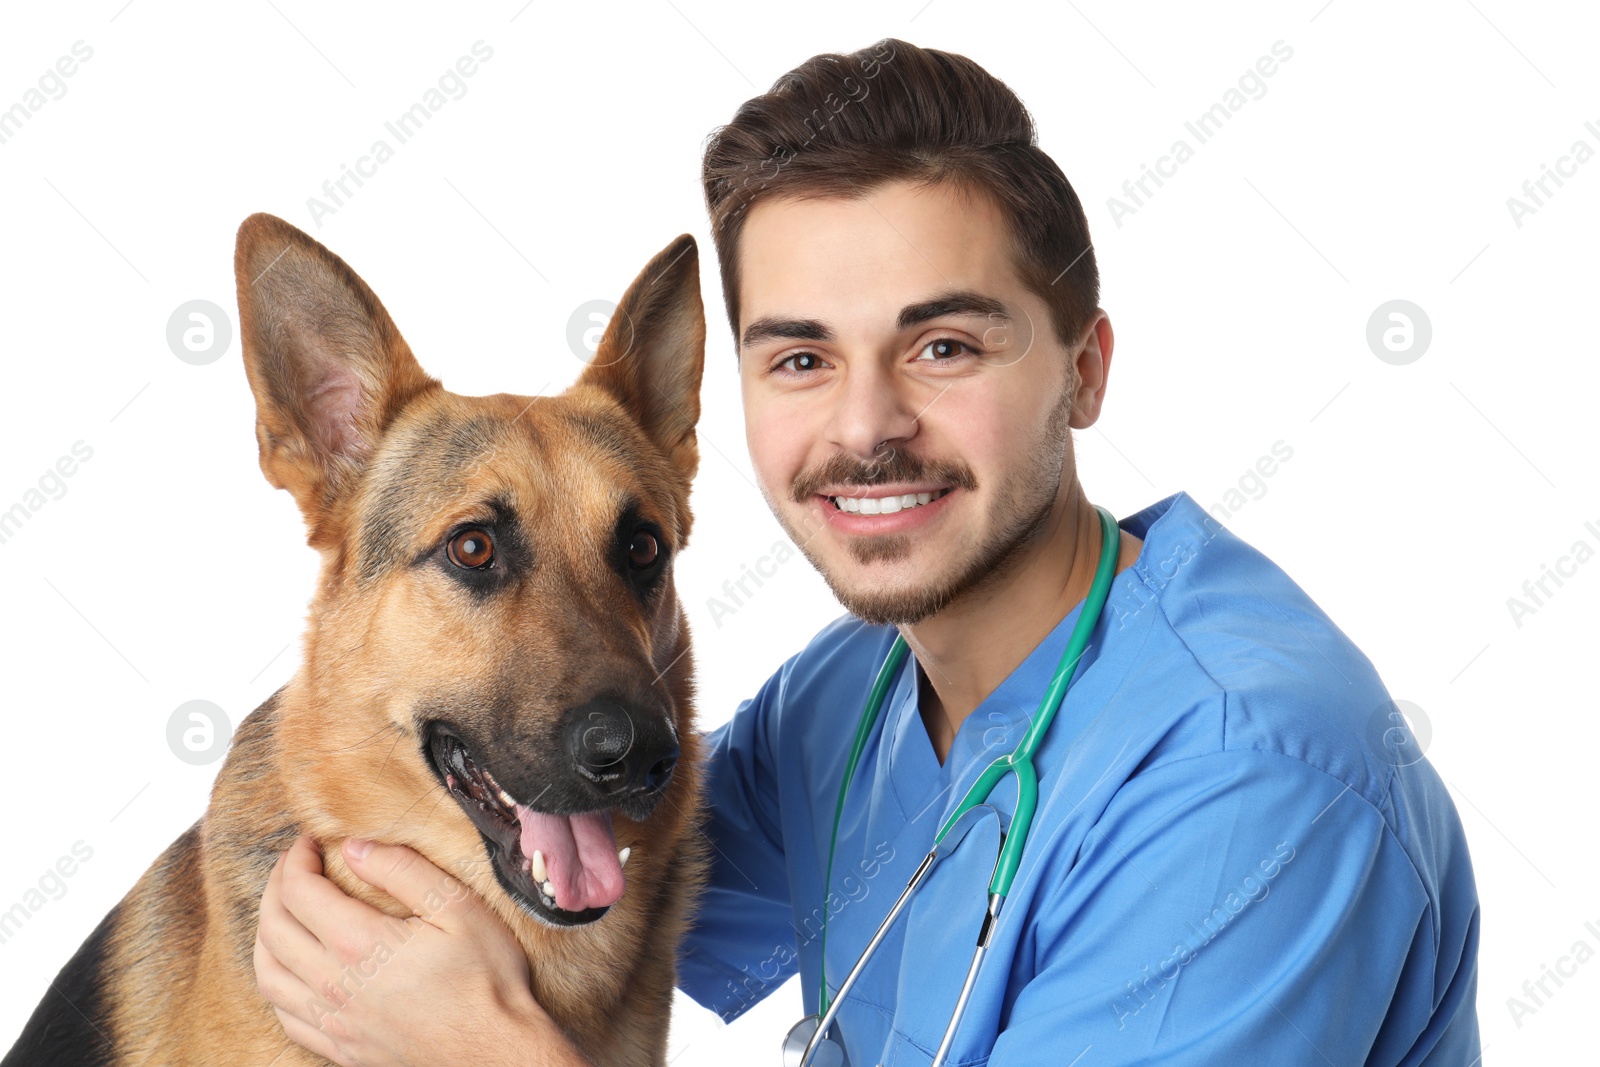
[
  {"xmin": 577, "ymin": 234, "xmax": 705, "ymax": 484},
  {"xmin": 234, "ymin": 213, "xmax": 438, "ymax": 539}
]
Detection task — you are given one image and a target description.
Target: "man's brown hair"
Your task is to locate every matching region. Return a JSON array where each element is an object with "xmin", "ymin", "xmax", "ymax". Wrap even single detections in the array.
[{"xmin": 700, "ymin": 37, "xmax": 1099, "ymax": 354}]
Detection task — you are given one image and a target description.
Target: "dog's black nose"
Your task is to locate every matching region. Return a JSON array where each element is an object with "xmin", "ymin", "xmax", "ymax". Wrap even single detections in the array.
[{"xmin": 560, "ymin": 697, "xmax": 679, "ymax": 803}]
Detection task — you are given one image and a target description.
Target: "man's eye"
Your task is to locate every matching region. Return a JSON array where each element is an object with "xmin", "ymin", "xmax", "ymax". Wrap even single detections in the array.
[
  {"xmin": 776, "ymin": 352, "xmax": 828, "ymax": 374},
  {"xmin": 916, "ymin": 338, "xmax": 978, "ymax": 361}
]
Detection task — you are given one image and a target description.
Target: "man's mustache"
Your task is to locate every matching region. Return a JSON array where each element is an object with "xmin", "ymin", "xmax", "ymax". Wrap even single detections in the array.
[{"xmin": 790, "ymin": 449, "xmax": 978, "ymax": 502}]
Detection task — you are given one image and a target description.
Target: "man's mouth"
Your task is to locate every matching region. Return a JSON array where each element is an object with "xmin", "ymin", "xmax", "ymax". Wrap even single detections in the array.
[
  {"xmin": 827, "ymin": 487, "xmax": 954, "ymax": 515},
  {"xmin": 425, "ymin": 723, "xmax": 629, "ymax": 928}
]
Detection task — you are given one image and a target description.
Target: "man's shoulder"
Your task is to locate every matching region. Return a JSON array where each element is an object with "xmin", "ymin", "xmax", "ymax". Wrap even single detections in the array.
[
  {"xmin": 1119, "ymin": 491, "xmax": 1393, "ymax": 763},
  {"xmin": 1112, "ymin": 492, "xmax": 1468, "ymax": 889}
]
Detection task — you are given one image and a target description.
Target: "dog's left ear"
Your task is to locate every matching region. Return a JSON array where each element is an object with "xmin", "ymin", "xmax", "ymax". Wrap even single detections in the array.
[
  {"xmin": 233, "ymin": 213, "xmax": 439, "ymax": 539},
  {"xmin": 578, "ymin": 234, "xmax": 706, "ymax": 482}
]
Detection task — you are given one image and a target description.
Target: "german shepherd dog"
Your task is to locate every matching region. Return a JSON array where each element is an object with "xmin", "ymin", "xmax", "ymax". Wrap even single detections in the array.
[{"xmin": 4, "ymin": 214, "xmax": 709, "ymax": 1065}]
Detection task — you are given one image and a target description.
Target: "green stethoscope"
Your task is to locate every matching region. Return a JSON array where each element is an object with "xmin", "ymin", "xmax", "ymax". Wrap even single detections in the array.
[{"xmin": 783, "ymin": 504, "xmax": 1121, "ymax": 1067}]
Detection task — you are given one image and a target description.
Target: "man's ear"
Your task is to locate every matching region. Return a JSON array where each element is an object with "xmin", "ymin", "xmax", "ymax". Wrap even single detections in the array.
[
  {"xmin": 577, "ymin": 234, "xmax": 706, "ymax": 482},
  {"xmin": 233, "ymin": 213, "xmax": 439, "ymax": 538}
]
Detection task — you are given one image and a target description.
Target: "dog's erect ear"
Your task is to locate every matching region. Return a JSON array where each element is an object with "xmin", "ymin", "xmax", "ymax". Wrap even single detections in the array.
[
  {"xmin": 234, "ymin": 213, "xmax": 439, "ymax": 534},
  {"xmin": 578, "ymin": 234, "xmax": 706, "ymax": 482}
]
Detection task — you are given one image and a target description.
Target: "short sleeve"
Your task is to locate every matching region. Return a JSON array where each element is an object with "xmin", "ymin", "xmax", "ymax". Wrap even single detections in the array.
[{"xmin": 984, "ymin": 751, "xmax": 1479, "ymax": 1066}]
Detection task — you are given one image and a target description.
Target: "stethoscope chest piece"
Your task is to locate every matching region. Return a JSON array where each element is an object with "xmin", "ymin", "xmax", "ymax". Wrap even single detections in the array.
[{"xmin": 784, "ymin": 1014, "xmax": 847, "ymax": 1067}]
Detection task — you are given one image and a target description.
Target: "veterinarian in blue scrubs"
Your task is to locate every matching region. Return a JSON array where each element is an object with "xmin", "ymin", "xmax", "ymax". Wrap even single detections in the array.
[
  {"xmin": 666, "ymin": 40, "xmax": 1476, "ymax": 1060},
  {"xmin": 255, "ymin": 37, "xmax": 1480, "ymax": 1066},
  {"xmin": 674, "ymin": 488, "xmax": 1481, "ymax": 1064}
]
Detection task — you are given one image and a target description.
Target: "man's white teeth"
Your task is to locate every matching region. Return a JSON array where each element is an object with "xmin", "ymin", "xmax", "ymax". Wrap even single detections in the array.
[
  {"xmin": 530, "ymin": 849, "xmax": 548, "ymax": 883},
  {"xmin": 834, "ymin": 490, "xmax": 939, "ymax": 514},
  {"xmin": 619, "ymin": 846, "xmax": 631, "ymax": 869}
]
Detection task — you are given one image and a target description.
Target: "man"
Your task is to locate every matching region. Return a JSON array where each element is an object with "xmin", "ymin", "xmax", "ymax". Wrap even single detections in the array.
[{"xmin": 255, "ymin": 38, "xmax": 1480, "ymax": 1064}]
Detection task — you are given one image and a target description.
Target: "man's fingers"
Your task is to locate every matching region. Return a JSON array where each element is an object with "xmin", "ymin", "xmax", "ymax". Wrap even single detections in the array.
[
  {"xmin": 254, "ymin": 927, "xmax": 326, "ymax": 1023},
  {"xmin": 341, "ymin": 838, "xmax": 477, "ymax": 933},
  {"xmin": 281, "ymin": 833, "xmax": 324, "ymax": 878},
  {"xmin": 274, "ymin": 1004, "xmax": 351, "ymax": 1067},
  {"xmin": 253, "ymin": 903, "xmax": 359, "ymax": 1067},
  {"xmin": 277, "ymin": 835, "xmax": 412, "ymax": 959},
  {"xmin": 258, "ymin": 846, "xmax": 343, "ymax": 998}
]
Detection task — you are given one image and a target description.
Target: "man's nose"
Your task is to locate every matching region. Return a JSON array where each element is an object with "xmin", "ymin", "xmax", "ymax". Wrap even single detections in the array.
[{"xmin": 826, "ymin": 357, "xmax": 922, "ymax": 462}]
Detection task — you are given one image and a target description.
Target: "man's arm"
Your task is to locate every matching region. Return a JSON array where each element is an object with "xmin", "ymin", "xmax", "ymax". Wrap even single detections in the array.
[
  {"xmin": 985, "ymin": 751, "xmax": 1479, "ymax": 1065},
  {"xmin": 676, "ymin": 666, "xmax": 803, "ymax": 1020},
  {"xmin": 254, "ymin": 835, "xmax": 589, "ymax": 1067}
]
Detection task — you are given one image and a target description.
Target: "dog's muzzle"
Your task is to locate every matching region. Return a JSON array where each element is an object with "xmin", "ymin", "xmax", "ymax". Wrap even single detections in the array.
[{"xmin": 559, "ymin": 696, "xmax": 679, "ymax": 821}]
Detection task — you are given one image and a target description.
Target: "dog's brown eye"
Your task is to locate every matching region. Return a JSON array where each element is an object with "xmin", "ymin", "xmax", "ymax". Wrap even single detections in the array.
[
  {"xmin": 448, "ymin": 528, "xmax": 495, "ymax": 569},
  {"xmin": 628, "ymin": 530, "xmax": 659, "ymax": 570}
]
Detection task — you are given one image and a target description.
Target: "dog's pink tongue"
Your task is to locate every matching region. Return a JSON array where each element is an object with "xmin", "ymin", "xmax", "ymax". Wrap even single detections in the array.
[{"xmin": 514, "ymin": 804, "xmax": 625, "ymax": 912}]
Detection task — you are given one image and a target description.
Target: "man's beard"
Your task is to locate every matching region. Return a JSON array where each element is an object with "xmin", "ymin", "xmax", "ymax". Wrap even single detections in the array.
[{"xmin": 779, "ymin": 387, "xmax": 1075, "ymax": 626}]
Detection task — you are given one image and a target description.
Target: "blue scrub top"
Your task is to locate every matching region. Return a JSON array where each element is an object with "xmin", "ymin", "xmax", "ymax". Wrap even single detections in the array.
[{"xmin": 677, "ymin": 490, "xmax": 1480, "ymax": 1065}]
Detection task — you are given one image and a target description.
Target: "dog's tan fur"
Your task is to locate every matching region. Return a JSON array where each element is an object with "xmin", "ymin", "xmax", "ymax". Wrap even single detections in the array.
[{"xmin": 5, "ymin": 215, "xmax": 710, "ymax": 1067}]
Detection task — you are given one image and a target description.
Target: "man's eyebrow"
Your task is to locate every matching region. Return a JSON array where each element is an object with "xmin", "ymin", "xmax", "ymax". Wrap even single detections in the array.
[
  {"xmin": 739, "ymin": 288, "xmax": 1011, "ymax": 350},
  {"xmin": 897, "ymin": 289, "xmax": 1011, "ymax": 332}
]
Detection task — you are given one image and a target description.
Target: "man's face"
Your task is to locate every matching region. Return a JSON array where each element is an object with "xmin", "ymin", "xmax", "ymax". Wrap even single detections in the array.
[{"xmin": 736, "ymin": 179, "xmax": 1096, "ymax": 625}]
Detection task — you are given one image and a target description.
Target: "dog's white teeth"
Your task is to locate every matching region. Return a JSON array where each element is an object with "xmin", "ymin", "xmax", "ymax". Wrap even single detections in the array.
[
  {"xmin": 541, "ymin": 879, "xmax": 556, "ymax": 900},
  {"xmin": 478, "ymin": 768, "xmax": 515, "ymax": 809},
  {"xmin": 530, "ymin": 849, "xmax": 548, "ymax": 883},
  {"xmin": 618, "ymin": 846, "xmax": 631, "ymax": 869}
]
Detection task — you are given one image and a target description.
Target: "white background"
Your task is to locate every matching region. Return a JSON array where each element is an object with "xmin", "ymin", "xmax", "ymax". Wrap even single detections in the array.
[{"xmin": 1, "ymin": 1, "xmax": 1596, "ymax": 1062}]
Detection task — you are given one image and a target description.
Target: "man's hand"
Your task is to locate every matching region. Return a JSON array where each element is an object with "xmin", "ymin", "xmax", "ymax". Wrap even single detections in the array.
[{"xmin": 254, "ymin": 834, "xmax": 590, "ymax": 1067}]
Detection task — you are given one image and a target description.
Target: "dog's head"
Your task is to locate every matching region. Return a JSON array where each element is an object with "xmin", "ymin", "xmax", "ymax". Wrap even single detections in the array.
[{"xmin": 234, "ymin": 214, "xmax": 704, "ymax": 929}]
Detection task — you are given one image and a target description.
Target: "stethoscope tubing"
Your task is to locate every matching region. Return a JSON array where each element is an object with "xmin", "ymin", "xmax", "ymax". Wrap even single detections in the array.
[{"xmin": 800, "ymin": 504, "xmax": 1122, "ymax": 1066}]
